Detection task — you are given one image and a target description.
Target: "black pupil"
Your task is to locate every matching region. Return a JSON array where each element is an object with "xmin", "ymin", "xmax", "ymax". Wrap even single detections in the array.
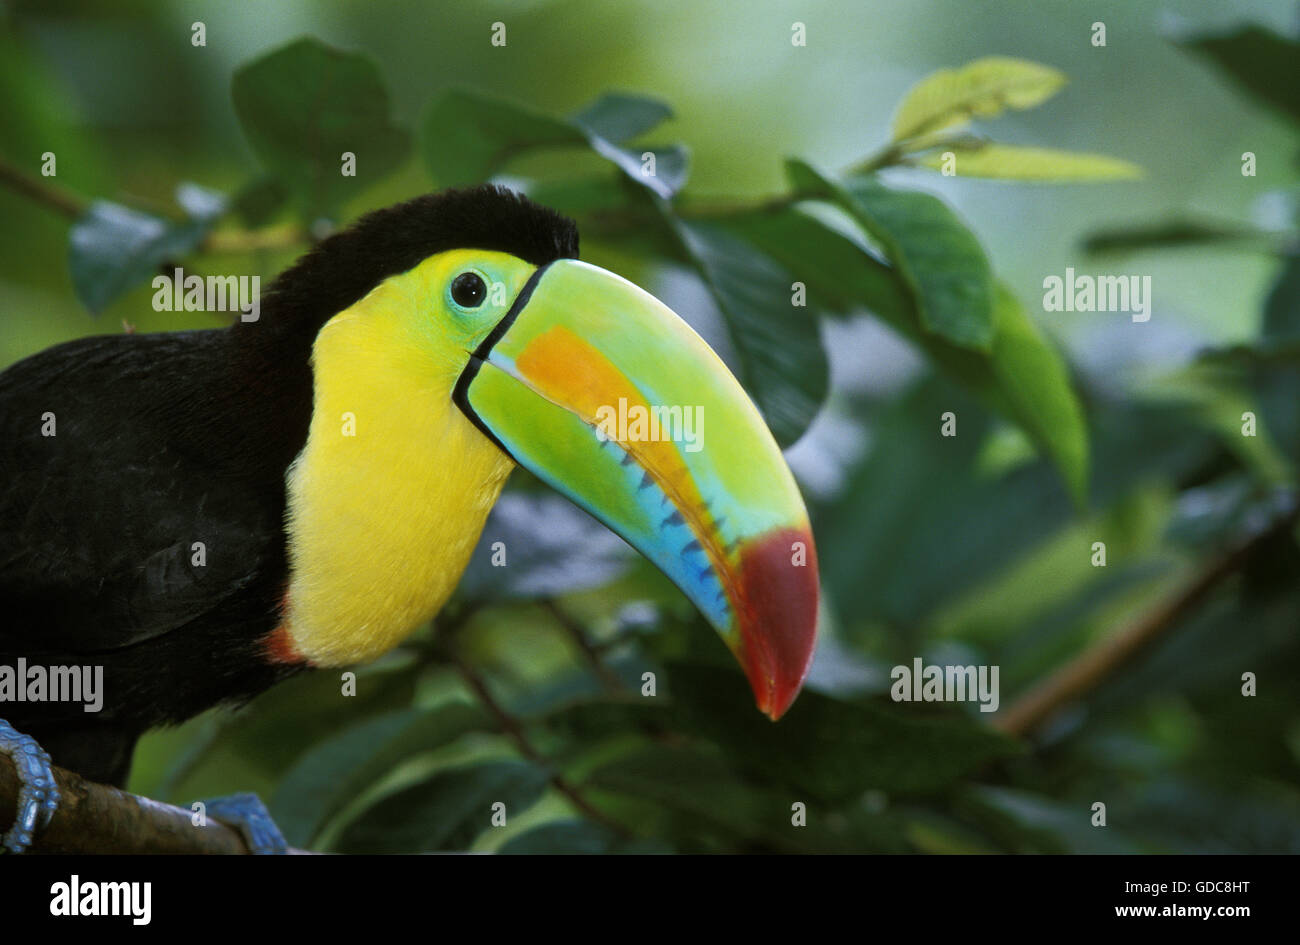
[{"xmin": 451, "ymin": 272, "xmax": 487, "ymax": 308}]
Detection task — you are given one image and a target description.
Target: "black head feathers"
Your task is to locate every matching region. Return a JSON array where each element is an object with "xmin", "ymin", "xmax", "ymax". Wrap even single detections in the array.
[{"xmin": 247, "ymin": 185, "xmax": 580, "ymax": 343}]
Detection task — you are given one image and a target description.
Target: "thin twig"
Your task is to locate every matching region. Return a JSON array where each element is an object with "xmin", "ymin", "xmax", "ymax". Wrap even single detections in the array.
[
  {"xmin": 204, "ymin": 224, "xmax": 308, "ymax": 253},
  {"xmin": 544, "ymin": 600, "xmax": 622, "ymax": 693},
  {"xmin": 0, "ymin": 155, "xmax": 87, "ymax": 219},
  {"xmin": 994, "ymin": 501, "xmax": 1300, "ymax": 737},
  {"xmin": 848, "ymin": 144, "xmax": 906, "ymax": 176},
  {"xmin": 448, "ymin": 647, "xmax": 628, "ymax": 835},
  {"xmin": 0, "ymin": 155, "xmax": 308, "ymax": 254}
]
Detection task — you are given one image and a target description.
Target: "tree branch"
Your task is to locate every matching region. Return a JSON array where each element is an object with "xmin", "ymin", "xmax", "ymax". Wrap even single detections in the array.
[
  {"xmin": 0, "ymin": 156, "xmax": 308, "ymax": 254},
  {"xmin": 204, "ymin": 224, "xmax": 308, "ymax": 253},
  {"xmin": 0, "ymin": 155, "xmax": 87, "ymax": 220},
  {"xmin": 544, "ymin": 600, "xmax": 622, "ymax": 694},
  {"xmin": 993, "ymin": 500, "xmax": 1299, "ymax": 737},
  {"xmin": 0, "ymin": 751, "xmax": 311, "ymax": 854}
]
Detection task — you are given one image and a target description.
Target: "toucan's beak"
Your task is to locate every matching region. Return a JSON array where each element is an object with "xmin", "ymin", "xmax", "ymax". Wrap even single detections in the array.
[{"xmin": 454, "ymin": 259, "xmax": 818, "ymax": 719}]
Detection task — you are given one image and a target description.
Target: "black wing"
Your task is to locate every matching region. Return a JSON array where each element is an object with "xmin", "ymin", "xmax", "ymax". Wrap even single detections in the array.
[{"xmin": 0, "ymin": 329, "xmax": 302, "ymax": 654}]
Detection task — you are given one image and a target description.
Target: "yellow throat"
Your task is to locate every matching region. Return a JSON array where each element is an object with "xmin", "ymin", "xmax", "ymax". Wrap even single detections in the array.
[{"xmin": 281, "ymin": 253, "xmax": 517, "ymax": 666}]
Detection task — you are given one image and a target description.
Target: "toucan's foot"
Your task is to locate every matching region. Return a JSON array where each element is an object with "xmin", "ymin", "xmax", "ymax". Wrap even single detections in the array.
[
  {"xmin": 202, "ymin": 792, "xmax": 288, "ymax": 854},
  {"xmin": 0, "ymin": 720, "xmax": 60, "ymax": 855}
]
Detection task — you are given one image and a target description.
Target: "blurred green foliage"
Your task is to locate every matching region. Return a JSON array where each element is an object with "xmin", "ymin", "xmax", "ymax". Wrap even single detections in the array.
[{"xmin": 2, "ymin": 1, "xmax": 1298, "ymax": 853}]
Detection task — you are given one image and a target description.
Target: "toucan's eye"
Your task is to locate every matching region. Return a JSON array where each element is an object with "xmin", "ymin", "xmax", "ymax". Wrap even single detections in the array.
[{"xmin": 450, "ymin": 272, "xmax": 487, "ymax": 309}]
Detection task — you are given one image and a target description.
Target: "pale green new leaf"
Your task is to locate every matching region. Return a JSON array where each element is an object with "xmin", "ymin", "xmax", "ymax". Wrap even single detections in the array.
[
  {"xmin": 892, "ymin": 57, "xmax": 1066, "ymax": 142},
  {"xmin": 919, "ymin": 143, "xmax": 1141, "ymax": 181}
]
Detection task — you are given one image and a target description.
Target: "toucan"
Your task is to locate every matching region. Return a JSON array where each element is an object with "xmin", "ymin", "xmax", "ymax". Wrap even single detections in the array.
[{"xmin": 0, "ymin": 185, "xmax": 818, "ymax": 853}]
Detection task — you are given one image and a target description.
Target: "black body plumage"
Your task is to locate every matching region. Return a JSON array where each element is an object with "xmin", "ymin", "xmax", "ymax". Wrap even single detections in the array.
[{"xmin": 0, "ymin": 186, "xmax": 579, "ymax": 785}]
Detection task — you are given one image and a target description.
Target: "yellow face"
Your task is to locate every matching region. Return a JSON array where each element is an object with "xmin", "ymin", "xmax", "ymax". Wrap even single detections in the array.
[
  {"xmin": 280, "ymin": 249, "xmax": 538, "ymax": 667},
  {"xmin": 372, "ymin": 248, "xmax": 541, "ymax": 381}
]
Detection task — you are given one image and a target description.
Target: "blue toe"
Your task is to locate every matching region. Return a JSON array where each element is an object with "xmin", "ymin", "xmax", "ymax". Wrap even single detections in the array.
[
  {"xmin": 1, "ymin": 720, "xmax": 60, "ymax": 855},
  {"xmin": 201, "ymin": 792, "xmax": 288, "ymax": 854}
]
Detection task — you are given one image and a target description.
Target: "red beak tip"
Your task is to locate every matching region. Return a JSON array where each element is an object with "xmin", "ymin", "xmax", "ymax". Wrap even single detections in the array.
[
  {"xmin": 733, "ymin": 526, "xmax": 820, "ymax": 723},
  {"xmin": 749, "ymin": 673, "xmax": 805, "ymax": 721}
]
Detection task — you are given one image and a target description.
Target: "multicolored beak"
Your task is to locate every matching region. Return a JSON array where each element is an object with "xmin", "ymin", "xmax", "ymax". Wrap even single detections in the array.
[{"xmin": 454, "ymin": 259, "xmax": 818, "ymax": 718}]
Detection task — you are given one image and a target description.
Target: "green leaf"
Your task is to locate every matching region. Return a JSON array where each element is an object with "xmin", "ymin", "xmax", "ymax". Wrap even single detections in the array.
[
  {"xmin": 269, "ymin": 703, "xmax": 488, "ymax": 846},
  {"xmin": 1179, "ymin": 25, "xmax": 1300, "ymax": 126},
  {"xmin": 68, "ymin": 194, "xmax": 222, "ymax": 314},
  {"xmin": 891, "ymin": 56, "xmax": 1066, "ymax": 142},
  {"xmin": 526, "ymin": 175, "xmax": 643, "ymax": 218},
  {"xmin": 668, "ymin": 216, "xmax": 829, "ymax": 447},
  {"xmin": 0, "ymin": 24, "xmax": 110, "ymax": 205},
  {"xmin": 572, "ymin": 92, "xmax": 673, "ymax": 142},
  {"xmin": 918, "ymin": 143, "xmax": 1141, "ymax": 181},
  {"xmin": 157, "ymin": 658, "xmax": 419, "ymax": 803},
  {"xmin": 421, "ymin": 88, "xmax": 687, "ymax": 198},
  {"xmin": 959, "ymin": 785, "xmax": 1141, "ymax": 853},
  {"xmin": 333, "ymin": 761, "xmax": 549, "ymax": 853},
  {"xmin": 711, "ymin": 204, "xmax": 902, "ymax": 318},
  {"xmin": 985, "ymin": 282, "xmax": 1089, "ymax": 504},
  {"xmin": 1255, "ymin": 255, "xmax": 1300, "ymax": 466},
  {"xmin": 1083, "ymin": 219, "xmax": 1275, "ymax": 256},
  {"xmin": 588, "ymin": 140, "xmax": 688, "ymax": 200},
  {"xmin": 1124, "ymin": 780, "xmax": 1300, "ymax": 855},
  {"xmin": 815, "ymin": 376, "xmax": 1071, "ymax": 626},
  {"xmin": 1190, "ymin": 258, "xmax": 1300, "ymax": 476},
  {"xmin": 421, "ymin": 88, "xmax": 583, "ymax": 186},
  {"xmin": 498, "ymin": 819, "xmax": 672, "ymax": 854},
  {"xmin": 715, "ymin": 200, "xmax": 1088, "ymax": 502},
  {"xmin": 231, "ymin": 38, "xmax": 411, "ymax": 220},
  {"xmin": 555, "ymin": 662, "xmax": 1021, "ymax": 800},
  {"xmin": 908, "ymin": 279, "xmax": 1091, "ymax": 506},
  {"xmin": 230, "ymin": 175, "xmax": 290, "ymax": 228},
  {"xmin": 789, "ymin": 160, "xmax": 995, "ymax": 350},
  {"xmin": 672, "ymin": 662, "xmax": 1021, "ymax": 797},
  {"xmin": 583, "ymin": 743, "xmax": 913, "ymax": 853},
  {"xmin": 1199, "ymin": 338, "xmax": 1300, "ymax": 368}
]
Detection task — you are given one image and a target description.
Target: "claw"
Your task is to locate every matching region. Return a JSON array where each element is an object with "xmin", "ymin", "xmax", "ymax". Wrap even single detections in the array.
[
  {"xmin": 202, "ymin": 792, "xmax": 288, "ymax": 854},
  {"xmin": 1, "ymin": 720, "xmax": 60, "ymax": 855}
]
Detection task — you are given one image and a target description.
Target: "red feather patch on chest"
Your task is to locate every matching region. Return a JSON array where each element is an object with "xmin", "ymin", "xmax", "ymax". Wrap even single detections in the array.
[{"xmin": 263, "ymin": 622, "xmax": 307, "ymax": 664}]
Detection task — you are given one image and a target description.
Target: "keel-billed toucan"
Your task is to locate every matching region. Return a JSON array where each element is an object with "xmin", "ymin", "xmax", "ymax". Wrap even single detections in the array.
[{"xmin": 0, "ymin": 186, "xmax": 818, "ymax": 852}]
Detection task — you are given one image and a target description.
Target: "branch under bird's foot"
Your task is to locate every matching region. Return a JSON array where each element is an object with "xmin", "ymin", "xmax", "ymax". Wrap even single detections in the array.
[{"xmin": 0, "ymin": 720, "xmax": 60, "ymax": 854}]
